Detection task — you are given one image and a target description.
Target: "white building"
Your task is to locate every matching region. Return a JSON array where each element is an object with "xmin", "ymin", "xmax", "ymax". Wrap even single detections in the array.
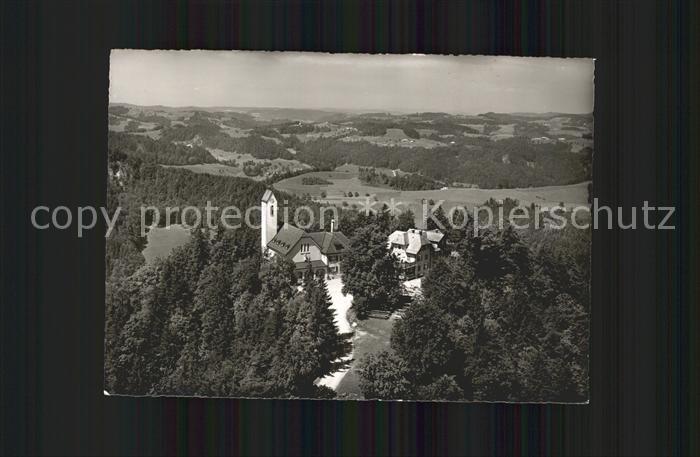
[{"xmin": 387, "ymin": 228, "xmax": 445, "ymax": 279}]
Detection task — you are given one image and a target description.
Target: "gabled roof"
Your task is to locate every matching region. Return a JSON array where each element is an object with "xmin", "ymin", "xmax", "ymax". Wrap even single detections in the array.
[
  {"xmin": 267, "ymin": 223, "xmax": 304, "ymax": 256},
  {"xmin": 261, "ymin": 189, "xmax": 275, "ymax": 203},
  {"xmin": 388, "ymin": 230, "xmax": 408, "ymax": 246},
  {"xmin": 425, "ymin": 229, "xmax": 445, "ymax": 243},
  {"xmin": 388, "ymin": 228, "xmax": 444, "ymax": 255},
  {"xmin": 405, "ymin": 230, "xmax": 430, "ymax": 255},
  {"xmin": 307, "ymin": 231, "xmax": 351, "ymax": 255},
  {"xmin": 294, "ymin": 259, "xmax": 327, "ymax": 271}
]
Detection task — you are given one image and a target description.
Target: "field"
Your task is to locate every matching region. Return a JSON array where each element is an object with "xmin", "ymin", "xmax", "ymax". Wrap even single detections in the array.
[
  {"xmin": 275, "ymin": 166, "xmax": 590, "ymax": 225},
  {"xmin": 109, "ymin": 104, "xmax": 593, "ymax": 189},
  {"xmin": 161, "ymin": 146, "xmax": 311, "ymax": 181},
  {"xmin": 339, "ymin": 127, "xmax": 447, "ymax": 148},
  {"xmin": 142, "ymin": 224, "xmax": 191, "ymax": 264},
  {"xmin": 204, "ymin": 146, "xmax": 309, "ymax": 168},
  {"xmin": 161, "ymin": 163, "xmax": 252, "ymax": 178},
  {"xmin": 490, "ymin": 123, "xmax": 516, "ymax": 140},
  {"xmin": 334, "ymin": 314, "xmax": 397, "ymax": 399},
  {"xmin": 273, "ymin": 168, "xmax": 383, "ymax": 196},
  {"xmin": 109, "ymin": 103, "xmax": 593, "ymax": 230}
]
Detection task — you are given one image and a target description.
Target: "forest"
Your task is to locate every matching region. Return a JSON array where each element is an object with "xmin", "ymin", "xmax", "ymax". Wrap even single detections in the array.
[
  {"xmin": 104, "ymin": 151, "xmax": 328, "ymax": 279},
  {"xmin": 115, "ymin": 108, "xmax": 592, "ymax": 189},
  {"xmin": 104, "ymin": 151, "xmax": 362, "ymax": 397},
  {"xmin": 105, "ymin": 107, "xmax": 591, "ymax": 400},
  {"xmin": 108, "ymin": 131, "xmax": 217, "ymax": 165},
  {"xmin": 301, "ymin": 176, "xmax": 333, "ymax": 186},
  {"xmin": 105, "ymin": 148, "xmax": 589, "ymax": 400},
  {"xmin": 105, "ymin": 228, "xmax": 351, "ymax": 397},
  {"xmin": 295, "ymin": 136, "xmax": 590, "ymax": 188},
  {"xmin": 358, "ymin": 167, "xmax": 442, "ymax": 190},
  {"xmin": 357, "ymin": 215, "xmax": 589, "ymax": 402}
]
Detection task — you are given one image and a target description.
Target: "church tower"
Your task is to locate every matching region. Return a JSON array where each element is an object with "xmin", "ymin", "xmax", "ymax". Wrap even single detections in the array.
[{"xmin": 261, "ymin": 190, "xmax": 278, "ymax": 252}]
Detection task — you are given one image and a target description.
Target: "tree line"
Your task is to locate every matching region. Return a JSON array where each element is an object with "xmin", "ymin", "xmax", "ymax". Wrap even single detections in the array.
[
  {"xmin": 357, "ymin": 219, "xmax": 589, "ymax": 402},
  {"xmin": 105, "ymin": 227, "xmax": 351, "ymax": 397},
  {"xmin": 358, "ymin": 167, "xmax": 442, "ymax": 191},
  {"xmin": 117, "ymin": 109, "xmax": 592, "ymax": 189},
  {"xmin": 294, "ymin": 136, "xmax": 589, "ymax": 189},
  {"xmin": 109, "ymin": 131, "xmax": 217, "ymax": 165}
]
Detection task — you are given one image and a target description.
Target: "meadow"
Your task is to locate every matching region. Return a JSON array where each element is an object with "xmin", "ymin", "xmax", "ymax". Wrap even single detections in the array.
[
  {"xmin": 142, "ymin": 224, "xmax": 191, "ymax": 264},
  {"xmin": 275, "ymin": 166, "xmax": 591, "ymax": 225}
]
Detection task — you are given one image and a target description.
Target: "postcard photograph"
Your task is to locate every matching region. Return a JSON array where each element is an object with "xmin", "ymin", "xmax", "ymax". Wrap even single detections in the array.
[{"xmin": 105, "ymin": 51, "xmax": 593, "ymax": 402}]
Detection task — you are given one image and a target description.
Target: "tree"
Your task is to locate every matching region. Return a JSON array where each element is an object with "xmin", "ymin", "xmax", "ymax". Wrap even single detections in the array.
[
  {"xmin": 416, "ymin": 375, "xmax": 464, "ymax": 401},
  {"xmin": 402, "ymin": 127, "xmax": 420, "ymax": 139},
  {"xmin": 276, "ymin": 294, "xmax": 323, "ymax": 394},
  {"xmin": 229, "ymin": 258, "xmax": 261, "ymax": 298},
  {"xmin": 273, "ymin": 268, "xmax": 352, "ymax": 395},
  {"xmin": 168, "ymin": 257, "xmax": 234, "ymax": 396},
  {"xmin": 426, "ymin": 201, "xmax": 451, "ymax": 231},
  {"xmin": 303, "ymin": 274, "xmax": 352, "ymax": 372},
  {"xmin": 391, "ymin": 298, "xmax": 456, "ymax": 383},
  {"xmin": 105, "ymin": 263, "xmax": 163, "ymax": 394},
  {"xmin": 360, "ymin": 222, "xmax": 589, "ymax": 402},
  {"xmin": 342, "ymin": 223, "xmax": 402, "ymax": 317},
  {"xmin": 393, "ymin": 208, "xmax": 416, "ymax": 232},
  {"xmin": 359, "ymin": 351, "xmax": 413, "ymax": 400}
]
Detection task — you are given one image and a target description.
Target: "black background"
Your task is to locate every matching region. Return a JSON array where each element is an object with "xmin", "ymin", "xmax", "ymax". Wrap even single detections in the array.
[{"xmin": 1, "ymin": 1, "xmax": 696, "ymax": 455}]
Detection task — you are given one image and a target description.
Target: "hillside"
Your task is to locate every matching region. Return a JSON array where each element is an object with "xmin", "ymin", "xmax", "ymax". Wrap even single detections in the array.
[{"xmin": 109, "ymin": 104, "xmax": 593, "ymax": 189}]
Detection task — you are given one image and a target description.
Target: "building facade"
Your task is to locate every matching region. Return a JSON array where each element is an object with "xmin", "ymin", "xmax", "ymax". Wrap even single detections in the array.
[
  {"xmin": 261, "ymin": 190, "xmax": 350, "ymax": 278},
  {"xmin": 388, "ymin": 228, "xmax": 445, "ymax": 279}
]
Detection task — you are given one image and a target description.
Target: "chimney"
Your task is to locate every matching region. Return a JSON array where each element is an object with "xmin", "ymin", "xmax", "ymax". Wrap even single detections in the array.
[{"xmin": 330, "ymin": 219, "xmax": 335, "ymax": 233}]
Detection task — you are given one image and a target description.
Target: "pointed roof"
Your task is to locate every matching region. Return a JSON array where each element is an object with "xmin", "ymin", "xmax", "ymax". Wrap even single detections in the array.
[
  {"xmin": 425, "ymin": 229, "xmax": 445, "ymax": 244},
  {"xmin": 267, "ymin": 223, "xmax": 304, "ymax": 256},
  {"xmin": 267, "ymin": 224, "xmax": 351, "ymax": 257},
  {"xmin": 294, "ymin": 259, "xmax": 327, "ymax": 271},
  {"xmin": 388, "ymin": 230, "xmax": 408, "ymax": 246},
  {"xmin": 405, "ymin": 229, "xmax": 430, "ymax": 255},
  {"xmin": 261, "ymin": 189, "xmax": 275, "ymax": 203},
  {"xmin": 307, "ymin": 231, "xmax": 351, "ymax": 255},
  {"xmin": 388, "ymin": 228, "xmax": 443, "ymax": 255}
]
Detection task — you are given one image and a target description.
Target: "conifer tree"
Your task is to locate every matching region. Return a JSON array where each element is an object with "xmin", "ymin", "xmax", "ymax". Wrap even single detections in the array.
[
  {"xmin": 426, "ymin": 201, "xmax": 450, "ymax": 231},
  {"xmin": 393, "ymin": 208, "xmax": 416, "ymax": 232},
  {"xmin": 342, "ymin": 223, "xmax": 402, "ymax": 317},
  {"xmin": 359, "ymin": 351, "xmax": 413, "ymax": 400},
  {"xmin": 303, "ymin": 274, "xmax": 352, "ymax": 376}
]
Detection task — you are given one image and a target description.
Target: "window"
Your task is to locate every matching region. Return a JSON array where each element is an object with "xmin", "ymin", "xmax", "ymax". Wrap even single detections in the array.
[
  {"xmin": 270, "ymin": 205, "xmax": 274, "ymax": 216},
  {"xmin": 301, "ymin": 243, "xmax": 310, "ymax": 253}
]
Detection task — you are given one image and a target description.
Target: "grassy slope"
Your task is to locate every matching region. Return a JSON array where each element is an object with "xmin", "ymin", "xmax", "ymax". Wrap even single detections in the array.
[{"xmin": 276, "ymin": 167, "xmax": 590, "ymax": 225}]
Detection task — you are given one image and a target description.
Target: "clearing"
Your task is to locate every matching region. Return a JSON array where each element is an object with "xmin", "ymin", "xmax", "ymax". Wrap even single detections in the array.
[
  {"xmin": 318, "ymin": 277, "xmax": 420, "ymax": 399},
  {"xmin": 276, "ymin": 166, "xmax": 591, "ymax": 225},
  {"xmin": 339, "ymin": 127, "xmax": 446, "ymax": 148},
  {"xmin": 142, "ymin": 224, "xmax": 191, "ymax": 264},
  {"xmin": 334, "ymin": 314, "xmax": 398, "ymax": 399}
]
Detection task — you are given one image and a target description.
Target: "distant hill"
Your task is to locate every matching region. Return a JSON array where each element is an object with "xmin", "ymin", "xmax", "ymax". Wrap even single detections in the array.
[
  {"xmin": 226, "ymin": 107, "xmax": 350, "ymax": 123},
  {"xmin": 109, "ymin": 103, "xmax": 593, "ymax": 189}
]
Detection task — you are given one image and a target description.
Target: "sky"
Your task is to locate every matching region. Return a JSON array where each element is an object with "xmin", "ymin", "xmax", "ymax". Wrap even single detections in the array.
[{"xmin": 110, "ymin": 50, "xmax": 594, "ymax": 115}]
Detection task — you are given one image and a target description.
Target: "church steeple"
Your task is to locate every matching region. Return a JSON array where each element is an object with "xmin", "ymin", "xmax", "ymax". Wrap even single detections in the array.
[{"xmin": 261, "ymin": 190, "xmax": 278, "ymax": 252}]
